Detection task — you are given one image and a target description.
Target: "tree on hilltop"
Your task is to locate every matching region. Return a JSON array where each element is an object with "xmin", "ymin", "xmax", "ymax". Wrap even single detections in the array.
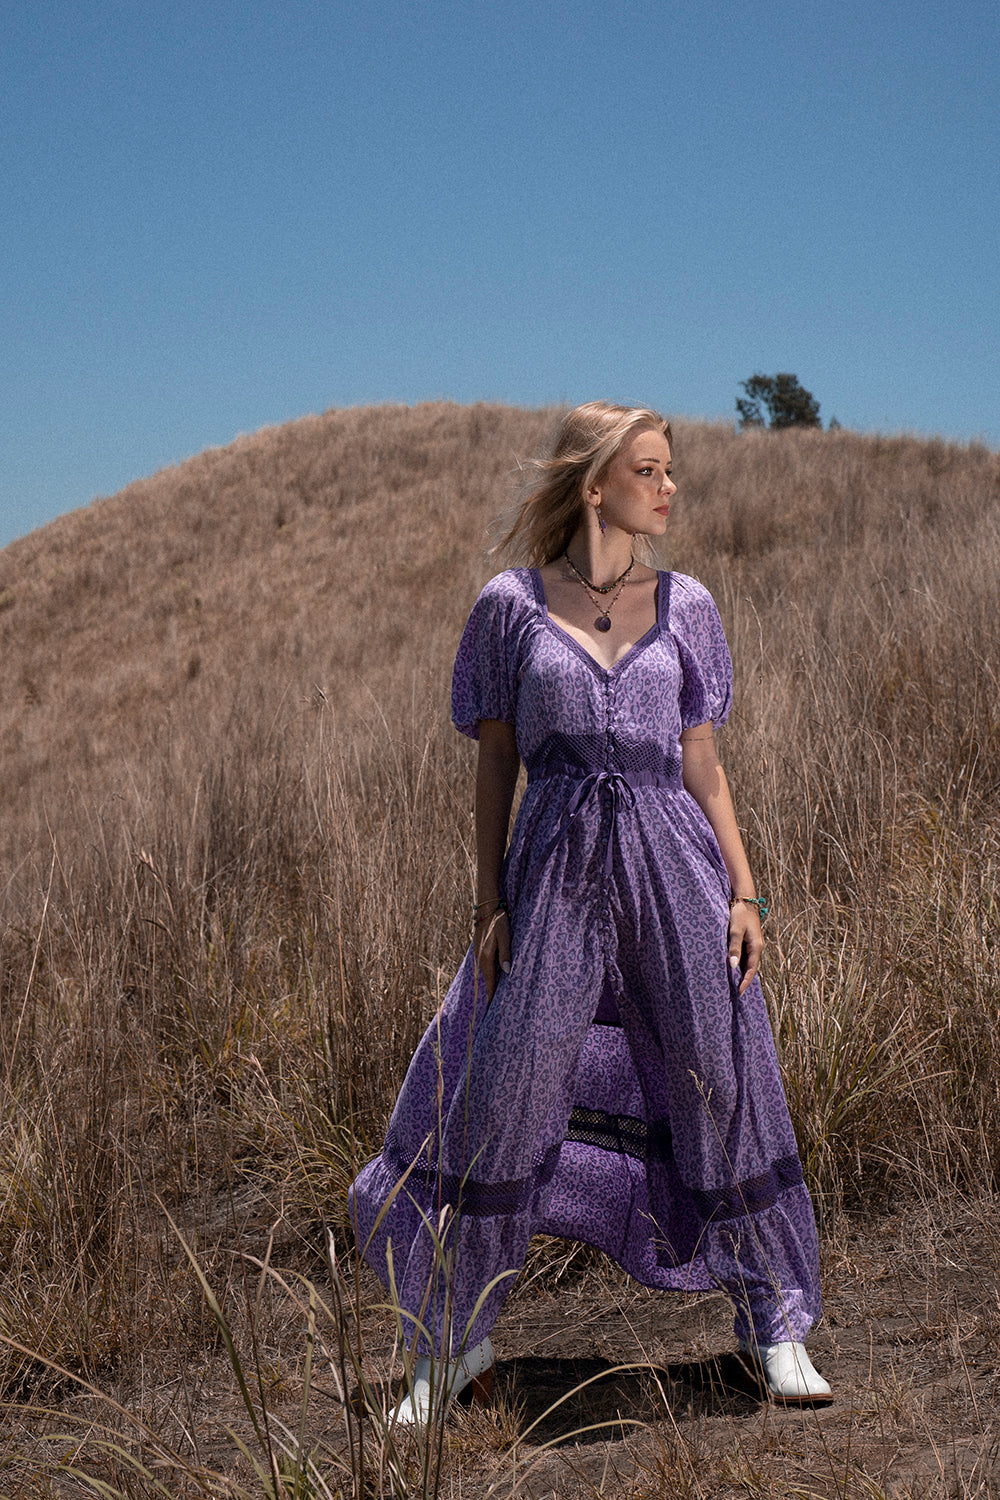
[{"xmin": 736, "ymin": 373, "xmax": 821, "ymax": 430}]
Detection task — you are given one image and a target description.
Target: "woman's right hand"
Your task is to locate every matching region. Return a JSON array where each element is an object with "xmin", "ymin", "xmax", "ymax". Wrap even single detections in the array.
[{"xmin": 473, "ymin": 906, "xmax": 511, "ymax": 1002}]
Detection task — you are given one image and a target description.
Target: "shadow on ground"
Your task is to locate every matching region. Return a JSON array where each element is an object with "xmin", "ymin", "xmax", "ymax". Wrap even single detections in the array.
[{"xmin": 496, "ymin": 1351, "xmax": 769, "ymax": 1442}]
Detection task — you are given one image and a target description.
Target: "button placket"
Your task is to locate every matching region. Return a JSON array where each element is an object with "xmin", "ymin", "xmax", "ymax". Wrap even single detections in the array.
[{"xmin": 599, "ymin": 681, "xmax": 618, "ymax": 968}]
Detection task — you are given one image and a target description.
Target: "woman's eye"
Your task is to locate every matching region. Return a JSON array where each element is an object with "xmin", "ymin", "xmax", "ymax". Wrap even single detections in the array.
[{"xmin": 637, "ymin": 467, "xmax": 654, "ymax": 476}]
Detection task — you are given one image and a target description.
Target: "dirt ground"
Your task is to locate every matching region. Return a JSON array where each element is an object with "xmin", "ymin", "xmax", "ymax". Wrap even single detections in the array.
[
  {"xmin": 476, "ymin": 1208, "xmax": 1000, "ymax": 1499},
  {"xmin": 344, "ymin": 1193, "xmax": 1000, "ymax": 1497},
  {"xmin": 4, "ymin": 1193, "xmax": 1000, "ymax": 1497}
]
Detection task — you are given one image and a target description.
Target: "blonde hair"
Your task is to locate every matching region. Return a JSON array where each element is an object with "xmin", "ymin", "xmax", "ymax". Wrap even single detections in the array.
[{"xmin": 493, "ymin": 401, "xmax": 673, "ymax": 566}]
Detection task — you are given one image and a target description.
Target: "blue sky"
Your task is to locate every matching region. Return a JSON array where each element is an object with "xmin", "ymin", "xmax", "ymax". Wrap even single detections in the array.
[{"xmin": 3, "ymin": 0, "xmax": 998, "ymax": 547}]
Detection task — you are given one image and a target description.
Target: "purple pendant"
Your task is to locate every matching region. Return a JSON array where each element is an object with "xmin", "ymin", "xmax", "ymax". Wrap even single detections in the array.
[{"xmin": 595, "ymin": 616, "xmax": 612, "ymax": 632}]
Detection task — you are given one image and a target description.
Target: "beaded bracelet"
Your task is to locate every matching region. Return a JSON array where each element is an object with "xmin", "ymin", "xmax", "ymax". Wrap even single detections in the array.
[
  {"xmin": 730, "ymin": 895, "xmax": 770, "ymax": 922},
  {"xmin": 473, "ymin": 898, "xmax": 508, "ymax": 922}
]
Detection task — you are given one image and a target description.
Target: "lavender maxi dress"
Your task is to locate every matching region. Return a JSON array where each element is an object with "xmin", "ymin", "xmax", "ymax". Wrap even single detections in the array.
[{"xmin": 350, "ymin": 569, "xmax": 821, "ymax": 1354}]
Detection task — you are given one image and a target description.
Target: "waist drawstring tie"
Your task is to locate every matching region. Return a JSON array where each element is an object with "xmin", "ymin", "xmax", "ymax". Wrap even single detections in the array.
[{"xmin": 528, "ymin": 758, "xmax": 680, "ymax": 883}]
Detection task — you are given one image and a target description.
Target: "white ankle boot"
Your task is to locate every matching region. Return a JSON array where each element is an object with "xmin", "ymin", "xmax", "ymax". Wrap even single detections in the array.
[
  {"xmin": 739, "ymin": 1339, "xmax": 833, "ymax": 1403},
  {"xmin": 394, "ymin": 1336, "xmax": 495, "ymax": 1426}
]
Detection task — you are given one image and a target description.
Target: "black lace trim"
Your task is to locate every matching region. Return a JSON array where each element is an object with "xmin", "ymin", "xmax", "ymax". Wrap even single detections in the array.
[
  {"xmin": 436, "ymin": 1142, "xmax": 562, "ymax": 1217},
  {"xmin": 565, "ymin": 1111, "xmax": 804, "ymax": 1220},
  {"xmin": 565, "ymin": 1106, "xmax": 652, "ymax": 1161},
  {"xmin": 689, "ymin": 1152, "xmax": 804, "ymax": 1221},
  {"xmin": 383, "ymin": 1122, "xmax": 804, "ymax": 1224},
  {"xmin": 384, "ymin": 1129, "xmax": 563, "ymax": 1219}
]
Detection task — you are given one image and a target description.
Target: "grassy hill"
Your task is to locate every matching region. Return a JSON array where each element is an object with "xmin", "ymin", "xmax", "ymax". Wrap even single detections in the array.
[
  {"xmin": 0, "ymin": 403, "xmax": 552, "ymax": 845},
  {"xmin": 2, "ymin": 403, "xmax": 1000, "ymax": 1495},
  {"xmin": 4, "ymin": 404, "xmax": 997, "ymax": 855}
]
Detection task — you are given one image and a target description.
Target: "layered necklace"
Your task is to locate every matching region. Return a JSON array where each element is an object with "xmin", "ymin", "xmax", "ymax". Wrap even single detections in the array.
[{"xmin": 563, "ymin": 551, "xmax": 635, "ymax": 632}]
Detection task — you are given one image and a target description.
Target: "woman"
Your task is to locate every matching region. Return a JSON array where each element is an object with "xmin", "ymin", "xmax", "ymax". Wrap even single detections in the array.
[{"xmin": 350, "ymin": 402, "xmax": 830, "ymax": 1421}]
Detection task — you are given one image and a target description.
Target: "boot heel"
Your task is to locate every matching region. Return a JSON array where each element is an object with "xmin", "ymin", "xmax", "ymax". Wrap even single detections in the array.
[{"xmin": 467, "ymin": 1366, "xmax": 494, "ymax": 1405}]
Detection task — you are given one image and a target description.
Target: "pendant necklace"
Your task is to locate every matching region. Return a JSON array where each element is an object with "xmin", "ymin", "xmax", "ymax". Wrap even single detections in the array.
[{"xmin": 563, "ymin": 552, "xmax": 634, "ymax": 632}]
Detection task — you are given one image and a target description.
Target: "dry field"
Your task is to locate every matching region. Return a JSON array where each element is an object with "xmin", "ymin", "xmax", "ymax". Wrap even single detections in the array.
[{"xmin": 1, "ymin": 402, "xmax": 999, "ymax": 1496}]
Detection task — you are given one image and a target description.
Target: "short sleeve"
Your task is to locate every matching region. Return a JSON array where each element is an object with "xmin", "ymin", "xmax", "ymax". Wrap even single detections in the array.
[
  {"xmin": 670, "ymin": 576, "xmax": 734, "ymax": 731},
  {"xmin": 451, "ymin": 575, "xmax": 519, "ymax": 740}
]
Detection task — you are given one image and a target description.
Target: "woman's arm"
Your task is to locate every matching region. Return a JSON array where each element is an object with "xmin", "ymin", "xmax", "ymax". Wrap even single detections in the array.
[
  {"xmin": 680, "ymin": 723, "xmax": 763, "ymax": 996},
  {"xmin": 473, "ymin": 718, "xmax": 520, "ymax": 1000}
]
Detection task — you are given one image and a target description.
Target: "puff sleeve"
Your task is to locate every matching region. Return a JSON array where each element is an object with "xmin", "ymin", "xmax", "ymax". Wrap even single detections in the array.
[
  {"xmin": 451, "ymin": 574, "xmax": 520, "ymax": 740},
  {"xmin": 670, "ymin": 575, "xmax": 734, "ymax": 731}
]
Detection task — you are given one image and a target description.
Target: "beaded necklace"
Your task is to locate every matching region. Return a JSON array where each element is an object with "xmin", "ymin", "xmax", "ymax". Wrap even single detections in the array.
[{"xmin": 562, "ymin": 552, "xmax": 635, "ymax": 633}]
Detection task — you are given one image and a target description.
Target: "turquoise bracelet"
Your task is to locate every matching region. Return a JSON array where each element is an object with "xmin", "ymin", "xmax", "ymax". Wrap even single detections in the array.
[
  {"xmin": 474, "ymin": 899, "xmax": 509, "ymax": 922},
  {"xmin": 731, "ymin": 895, "xmax": 770, "ymax": 922}
]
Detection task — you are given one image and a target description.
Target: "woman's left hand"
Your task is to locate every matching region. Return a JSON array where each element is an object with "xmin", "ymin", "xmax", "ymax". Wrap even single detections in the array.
[{"xmin": 727, "ymin": 901, "xmax": 764, "ymax": 996}]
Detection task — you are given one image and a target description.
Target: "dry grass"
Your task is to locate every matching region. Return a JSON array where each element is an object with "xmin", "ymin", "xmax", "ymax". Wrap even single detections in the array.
[{"xmin": 1, "ymin": 402, "xmax": 1000, "ymax": 1494}]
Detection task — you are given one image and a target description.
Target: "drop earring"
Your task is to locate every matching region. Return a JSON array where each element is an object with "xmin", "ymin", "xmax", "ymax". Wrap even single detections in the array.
[{"xmin": 596, "ymin": 503, "xmax": 607, "ymax": 535}]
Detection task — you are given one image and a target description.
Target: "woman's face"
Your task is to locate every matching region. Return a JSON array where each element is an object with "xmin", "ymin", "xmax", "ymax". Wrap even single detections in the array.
[{"xmin": 589, "ymin": 427, "xmax": 675, "ymax": 537}]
